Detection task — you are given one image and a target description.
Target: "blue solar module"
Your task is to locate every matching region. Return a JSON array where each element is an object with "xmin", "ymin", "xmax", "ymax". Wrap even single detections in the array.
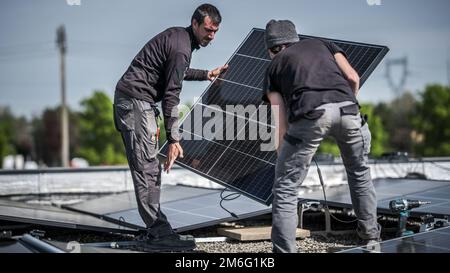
[
  {"xmin": 65, "ymin": 185, "xmax": 271, "ymax": 232},
  {"xmin": 0, "ymin": 199, "xmax": 136, "ymax": 234},
  {"xmin": 340, "ymin": 226, "xmax": 450, "ymax": 253},
  {"xmin": 160, "ymin": 28, "xmax": 389, "ymax": 205}
]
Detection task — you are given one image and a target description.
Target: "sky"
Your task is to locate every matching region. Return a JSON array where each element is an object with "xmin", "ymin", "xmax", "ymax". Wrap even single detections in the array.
[{"xmin": 1, "ymin": 0, "xmax": 449, "ymax": 119}]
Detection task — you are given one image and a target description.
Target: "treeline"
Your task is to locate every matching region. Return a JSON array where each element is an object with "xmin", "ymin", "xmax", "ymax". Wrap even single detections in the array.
[
  {"xmin": 0, "ymin": 91, "xmax": 127, "ymax": 167},
  {"xmin": 0, "ymin": 84, "xmax": 449, "ymax": 167},
  {"xmin": 318, "ymin": 84, "xmax": 450, "ymax": 157}
]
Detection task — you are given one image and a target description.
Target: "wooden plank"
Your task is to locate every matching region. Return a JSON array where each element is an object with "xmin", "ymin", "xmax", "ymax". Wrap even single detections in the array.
[{"xmin": 217, "ymin": 226, "xmax": 310, "ymax": 241}]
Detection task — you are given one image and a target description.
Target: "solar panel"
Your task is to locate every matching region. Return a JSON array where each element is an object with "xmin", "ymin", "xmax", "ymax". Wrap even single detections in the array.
[
  {"xmin": 64, "ymin": 185, "xmax": 218, "ymax": 216},
  {"xmin": 104, "ymin": 191, "xmax": 270, "ymax": 232},
  {"xmin": 65, "ymin": 185, "xmax": 271, "ymax": 232},
  {"xmin": 298, "ymin": 178, "xmax": 450, "ymax": 217},
  {"xmin": 376, "ymin": 181, "xmax": 450, "ymax": 218},
  {"xmin": 0, "ymin": 199, "xmax": 136, "ymax": 234},
  {"xmin": 0, "ymin": 240, "xmax": 34, "ymax": 253},
  {"xmin": 339, "ymin": 226, "xmax": 450, "ymax": 253},
  {"xmin": 160, "ymin": 28, "xmax": 389, "ymax": 205}
]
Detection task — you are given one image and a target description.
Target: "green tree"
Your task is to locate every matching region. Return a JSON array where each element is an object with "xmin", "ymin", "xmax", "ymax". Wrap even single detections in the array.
[
  {"xmin": 317, "ymin": 137, "xmax": 340, "ymax": 156},
  {"xmin": 0, "ymin": 107, "xmax": 16, "ymax": 166},
  {"xmin": 158, "ymin": 101, "xmax": 193, "ymax": 145},
  {"xmin": 76, "ymin": 91, "xmax": 126, "ymax": 165},
  {"xmin": 374, "ymin": 92, "xmax": 418, "ymax": 154},
  {"xmin": 360, "ymin": 103, "xmax": 387, "ymax": 157},
  {"xmin": 31, "ymin": 106, "xmax": 80, "ymax": 167},
  {"xmin": 0, "ymin": 107, "xmax": 34, "ymax": 166},
  {"xmin": 413, "ymin": 84, "xmax": 450, "ymax": 156}
]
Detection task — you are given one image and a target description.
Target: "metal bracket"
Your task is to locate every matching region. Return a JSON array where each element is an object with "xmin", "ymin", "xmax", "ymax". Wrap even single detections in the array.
[
  {"xmin": 419, "ymin": 216, "xmax": 449, "ymax": 232},
  {"xmin": 298, "ymin": 201, "xmax": 321, "ymax": 229},
  {"xmin": 29, "ymin": 229, "xmax": 46, "ymax": 239},
  {"xmin": 316, "ymin": 208, "xmax": 356, "ymax": 237},
  {"xmin": 298, "ymin": 201, "xmax": 356, "ymax": 237}
]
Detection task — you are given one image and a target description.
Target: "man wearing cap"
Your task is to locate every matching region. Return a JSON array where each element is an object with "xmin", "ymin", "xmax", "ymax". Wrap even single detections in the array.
[
  {"xmin": 113, "ymin": 4, "xmax": 227, "ymax": 251},
  {"xmin": 262, "ymin": 19, "xmax": 381, "ymax": 253}
]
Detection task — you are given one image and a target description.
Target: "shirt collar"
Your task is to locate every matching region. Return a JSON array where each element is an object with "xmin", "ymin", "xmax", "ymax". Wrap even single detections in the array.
[{"xmin": 186, "ymin": 26, "xmax": 200, "ymax": 51}]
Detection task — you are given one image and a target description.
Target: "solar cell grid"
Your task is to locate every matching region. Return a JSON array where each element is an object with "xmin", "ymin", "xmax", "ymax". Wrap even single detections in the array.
[
  {"xmin": 161, "ymin": 28, "xmax": 389, "ymax": 205},
  {"xmin": 339, "ymin": 226, "xmax": 450, "ymax": 253}
]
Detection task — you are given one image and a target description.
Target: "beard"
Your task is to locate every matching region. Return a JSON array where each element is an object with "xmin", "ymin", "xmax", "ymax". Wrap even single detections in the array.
[{"xmin": 201, "ymin": 39, "xmax": 211, "ymax": 47}]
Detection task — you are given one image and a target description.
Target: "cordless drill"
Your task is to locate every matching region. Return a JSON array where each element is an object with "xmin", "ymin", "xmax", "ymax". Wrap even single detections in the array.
[{"xmin": 389, "ymin": 199, "xmax": 431, "ymax": 237}]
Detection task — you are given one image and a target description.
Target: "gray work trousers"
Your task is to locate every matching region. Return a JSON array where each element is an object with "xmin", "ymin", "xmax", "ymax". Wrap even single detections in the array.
[
  {"xmin": 113, "ymin": 91, "xmax": 174, "ymax": 238},
  {"xmin": 272, "ymin": 101, "xmax": 381, "ymax": 253}
]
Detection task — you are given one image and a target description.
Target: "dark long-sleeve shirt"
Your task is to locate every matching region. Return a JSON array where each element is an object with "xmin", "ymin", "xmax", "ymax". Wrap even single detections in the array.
[{"xmin": 116, "ymin": 26, "xmax": 208, "ymax": 143}]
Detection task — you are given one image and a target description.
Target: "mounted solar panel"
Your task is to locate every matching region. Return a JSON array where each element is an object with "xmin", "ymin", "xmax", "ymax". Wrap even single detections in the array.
[
  {"xmin": 339, "ymin": 226, "xmax": 450, "ymax": 253},
  {"xmin": 160, "ymin": 28, "xmax": 389, "ymax": 205},
  {"xmin": 0, "ymin": 199, "xmax": 136, "ymax": 234},
  {"xmin": 65, "ymin": 185, "xmax": 271, "ymax": 232},
  {"xmin": 298, "ymin": 178, "xmax": 450, "ymax": 218}
]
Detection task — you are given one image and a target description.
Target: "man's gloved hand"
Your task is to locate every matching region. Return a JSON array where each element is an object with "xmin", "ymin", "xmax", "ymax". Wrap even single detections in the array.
[
  {"xmin": 164, "ymin": 142, "xmax": 184, "ymax": 173},
  {"xmin": 207, "ymin": 64, "xmax": 229, "ymax": 81}
]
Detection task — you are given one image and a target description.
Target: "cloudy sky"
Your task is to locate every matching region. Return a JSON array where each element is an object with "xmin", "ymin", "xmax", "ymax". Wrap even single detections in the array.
[{"xmin": 1, "ymin": 0, "xmax": 449, "ymax": 118}]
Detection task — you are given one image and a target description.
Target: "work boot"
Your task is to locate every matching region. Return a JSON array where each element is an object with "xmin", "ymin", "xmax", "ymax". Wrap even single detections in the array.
[
  {"xmin": 142, "ymin": 233, "xmax": 196, "ymax": 252},
  {"xmin": 361, "ymin": 238, "xmax": 381, "ymax": 253},
  {"xmin": 178, "ymin": 234, "xmax": 195, "ymax": 240}
]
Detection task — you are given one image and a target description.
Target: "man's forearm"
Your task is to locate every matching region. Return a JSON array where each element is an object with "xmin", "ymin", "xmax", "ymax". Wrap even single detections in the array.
[
  {"xmin": 164, "ymin": 116, "xmax": 180, "ymax": 143},
  {"xmin": 350, "ymin": 76, "xmax": 360, "ymax": 96},
  {"xmin": 277, "ymin": 123, "xmax": 287, "ymax": 155},
  {"xmin": 267, "ymin": 92, "xmax": 288, "ymax": 154},
  {"xmin": 184, "ymin": 68, "xmax": 208, "ymax": 81},
  {"xmin": 162, "ymin": 90, "xmax": 181, "ymax": 143}
]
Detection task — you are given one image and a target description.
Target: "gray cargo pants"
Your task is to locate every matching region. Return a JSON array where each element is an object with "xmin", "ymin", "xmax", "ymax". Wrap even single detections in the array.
[
  {"xmin": 272, "ymin": 101, "xmax": 381, "ymax": 253},
  {"xmin": 113, "ymin": 91, "xmax": 174, "ymax": 238}
]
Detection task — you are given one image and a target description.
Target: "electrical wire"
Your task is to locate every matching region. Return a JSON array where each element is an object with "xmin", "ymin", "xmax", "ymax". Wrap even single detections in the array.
[
  {"xmin": 219, "ymin": 187, "xmax": 240, "ymax": 219},
  {"xmin": 0, "ymin": 42, "xmax": 53, "ymax": 54},
  {"xmin": 313, "ymin": 157, "xmax": 358, "ymax": 224},
  {"xmin": 218, "ymin": 159, "xmax": 360, "ymax": 223},
  {"xmin": 0, "ymin": 51, "xmax": 56, "ymax": 62}
]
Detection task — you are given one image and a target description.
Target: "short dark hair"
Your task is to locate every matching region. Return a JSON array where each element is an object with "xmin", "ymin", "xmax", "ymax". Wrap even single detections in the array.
[{"xmin": 191, "ymin": 3, "xmax": 222, "ymax": 25}]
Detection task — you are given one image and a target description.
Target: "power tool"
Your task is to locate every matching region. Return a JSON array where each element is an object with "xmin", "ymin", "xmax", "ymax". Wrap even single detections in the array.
[{"xmin": 389, "ymin": 199, "xmax": 431, "ymax": 237}]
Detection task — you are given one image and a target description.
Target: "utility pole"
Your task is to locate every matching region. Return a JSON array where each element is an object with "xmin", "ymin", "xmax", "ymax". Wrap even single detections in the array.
[{"xmin": 57, "ymin": 25, "xmax": 69, "ymax": 167}]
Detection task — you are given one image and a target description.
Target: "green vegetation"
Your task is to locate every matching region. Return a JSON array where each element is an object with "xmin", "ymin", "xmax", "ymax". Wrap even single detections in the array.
[{"xmin": 0, "ymin": 84, "xmax": 448, "ymax": 167}]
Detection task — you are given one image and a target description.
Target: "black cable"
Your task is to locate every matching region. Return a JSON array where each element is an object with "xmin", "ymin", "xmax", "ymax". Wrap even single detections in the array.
[
  {"xmin": 219, "ymin": 188, "xmax": 240, "ymax": 218},
  {"xmin": 313, "ymin": 157, "xmax": 357, "ymax": 224},
  {"xmin": 118, "ymin": 216, "xmax": 126, "ymax": 230}
]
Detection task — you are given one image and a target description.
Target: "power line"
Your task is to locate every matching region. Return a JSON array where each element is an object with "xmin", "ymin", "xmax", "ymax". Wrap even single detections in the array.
[
  {"xmin": 0, "ymin": 51, "xmax": 55, "ymax": 61},
  {"xmin": 69, "ymin": 40, "xmax": 139, "ymax": 49},
  {"xmin": 0, "ymin": 41, "xmax": 53, "ymax": 50},
  {"xmin": 0, "ymin": 42, "xmax": 54, "ymax": 56}
]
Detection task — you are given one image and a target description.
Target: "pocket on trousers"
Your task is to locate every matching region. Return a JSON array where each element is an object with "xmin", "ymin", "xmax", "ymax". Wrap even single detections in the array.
[
  {"xmin": 361, "ymin": 123, "xmax": 372, "ymax": 156},
  {"xmin": 341, "ymin": 114, "xmax": 362, "ymax": 131},
  {"xmin": 340, "ymin": 104, "xmax": 359, "ymax": 116},
  {"xmin": 114, "ymin": 101, "xmax": 135, "ymax": 131},
  {"xmin": 140, "ymin": 109, "xmax": 159, "ymax": 162},
  {"xmin": 340, "ymin": 104, "xmax": 361, "ymax": 130}
]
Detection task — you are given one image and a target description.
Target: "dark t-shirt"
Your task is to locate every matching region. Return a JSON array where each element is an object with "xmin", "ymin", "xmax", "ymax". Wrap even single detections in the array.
[{"xmin": 262, "ymin": 38, "xmax": 357, "ymax": 122}]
